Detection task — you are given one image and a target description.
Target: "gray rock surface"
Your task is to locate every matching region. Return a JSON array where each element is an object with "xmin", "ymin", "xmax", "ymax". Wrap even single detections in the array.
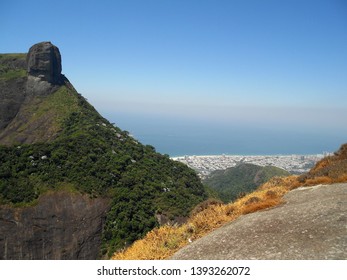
[
  {"xmin": 0, "ymin": 191, "xmax": 110, "ymax": 259},
  {"xmin": 26, "ymin": 41, "xmax": 62, "ymax": 84},
  {"xmin": 172, "ymin": 183, "xmax": 347, "ymax": 260}
]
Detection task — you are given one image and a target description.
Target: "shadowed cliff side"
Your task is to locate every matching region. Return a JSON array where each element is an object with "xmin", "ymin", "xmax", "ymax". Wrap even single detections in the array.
[
  {"xmin": 0, "ymin": 53, "xmax": 27, "ymax": 132},
  {"xmin": 0, "ymin": 191, "xmax": 110, "ymax": 260}
]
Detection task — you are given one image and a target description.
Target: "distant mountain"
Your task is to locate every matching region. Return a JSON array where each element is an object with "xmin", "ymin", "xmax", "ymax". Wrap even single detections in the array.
[
  {"xmin": 0, "ymin": 42, "xmax": 207, "ymax": 259},
  {"xmin": 203, "ymin": 163, "xmax": 290, "ymax": 203}
]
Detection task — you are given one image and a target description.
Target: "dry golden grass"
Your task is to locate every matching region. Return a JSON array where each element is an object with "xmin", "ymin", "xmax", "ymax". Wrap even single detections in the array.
[
  {"xmin": 259, "ymin": 175, "xmax": 300, "ymax": 190},
  {"xmin": 303, "ymin": 176, "xmax": 333, "ymax": 186},
  {"xmin": 336, "ymin": 174, "xmax": 347, "ymax": 182},
  {"xmin": 113, "ymin": 225, "xmax": 189, "ymax": 260},
  {"xmin": 300, "ymin": 143, "xmax": 347, "ymax": 183},
  {"xmin": 241, "ymin": 197, "xmax": 282, "ymax": 215}
]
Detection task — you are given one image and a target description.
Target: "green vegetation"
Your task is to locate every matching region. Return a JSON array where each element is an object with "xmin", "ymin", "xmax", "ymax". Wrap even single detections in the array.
[
  {"xmin": 27, "ymin": 85, "xmax": 80, "ymax": 125},
  {"xmin": 0, "ymin": 69, "xmax": 26, "ymax": 80},
  {"xmin": 0, "ymin": 76, "xmax": 207, "ymax": 256},
  {"xmin": 14, "ymin": 85, "xmax": 80, "ymax": 137},
  {"xmin": 0, "ymin": 53, "xmax": 26, "ymax": 60},
  {"xmin": 0, "ymin": 53, "xmax": 26, "ymax": 80},
  {"xmin": 203, "ymin": 163, "xmax": 290, "ymax": 203}
]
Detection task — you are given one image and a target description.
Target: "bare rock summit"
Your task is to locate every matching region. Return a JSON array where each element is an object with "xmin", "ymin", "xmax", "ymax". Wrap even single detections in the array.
[{"xmin": 26, "ymin": 41, "xmax": 63, "ymax": 84}]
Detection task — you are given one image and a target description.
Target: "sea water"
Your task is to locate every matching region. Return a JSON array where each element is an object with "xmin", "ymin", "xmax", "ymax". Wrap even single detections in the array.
[{"xmin": 105, "ymin": 112, "xmax": 344, "ymax": 157}]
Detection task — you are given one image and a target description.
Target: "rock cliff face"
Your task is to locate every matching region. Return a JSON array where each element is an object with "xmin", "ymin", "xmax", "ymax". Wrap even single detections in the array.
[
  {"xmin": 0, "ymin": 192, "xmax": 110, "ymax": 260},
  {"xmin": 27, "ymin": 41, "xmax": 63, "ymax": 85}
]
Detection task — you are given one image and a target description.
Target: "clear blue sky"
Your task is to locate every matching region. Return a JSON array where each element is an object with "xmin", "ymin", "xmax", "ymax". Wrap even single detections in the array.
[{"xmin": 1, "ymin": 0, "xmax": 347, "ymax": 154}]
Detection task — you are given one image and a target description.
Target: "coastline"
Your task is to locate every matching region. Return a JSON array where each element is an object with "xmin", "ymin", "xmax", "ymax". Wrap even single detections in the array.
[{"xmin": 171, "ymin": 153, "xmax": 328, "ymax": 178}]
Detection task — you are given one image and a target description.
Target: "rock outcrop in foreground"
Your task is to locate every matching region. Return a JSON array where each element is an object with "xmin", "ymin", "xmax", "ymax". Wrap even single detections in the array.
[{"xmin": 172, "ymin": 183, "xmax": 347, "ymax": 260}]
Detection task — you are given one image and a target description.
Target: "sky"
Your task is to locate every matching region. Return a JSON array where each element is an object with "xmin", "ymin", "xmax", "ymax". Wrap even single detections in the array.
[{"xmin": 1, "ymin": 0, "xmax": 347, "ymax": 155}]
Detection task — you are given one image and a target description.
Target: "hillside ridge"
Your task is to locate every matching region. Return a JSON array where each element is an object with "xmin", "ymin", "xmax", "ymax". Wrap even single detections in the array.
[
  {"xmin": 204, "ymin": 163, "xmax": 290, "ymax": 202},
  {"xmin": 0, "ymin": 42, "xmax": 207, "ymax": 259}
]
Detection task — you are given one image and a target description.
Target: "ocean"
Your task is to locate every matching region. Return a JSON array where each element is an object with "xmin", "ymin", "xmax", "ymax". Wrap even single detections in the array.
[{"xmin": 105, "ymin": 112, "xmax": 345, "ymax": 157}]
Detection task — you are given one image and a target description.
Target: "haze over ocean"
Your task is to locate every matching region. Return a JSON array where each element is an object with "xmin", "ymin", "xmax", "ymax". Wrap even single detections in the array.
[
  {"xmin": 103, "ymin": 111, "xmax": 345, "ymax": 157},
  {"xmin": 2, "ymin": 0, "xmax": 347, "ymax": 155}
]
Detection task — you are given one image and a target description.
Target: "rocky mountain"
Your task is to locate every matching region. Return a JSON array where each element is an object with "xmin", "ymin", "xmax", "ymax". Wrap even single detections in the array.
[
  {"xmin": 0, "ymin": 42, "xmax": 66, "ymax": 145},
  {"xmin": 203, "ymin": 163, "xmax": 290, "ymax": 203},
  {"xmin": 0, "ymin": 42, "xmax": 207, "ymax": 259}
]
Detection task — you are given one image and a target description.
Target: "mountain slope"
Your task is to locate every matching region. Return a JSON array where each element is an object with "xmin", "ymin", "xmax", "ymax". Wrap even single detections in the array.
[
  {"xmin": 299, "ymin": 143, "xmax": 347, "ymax": 183},
  {"xmin": 0, "ymin": 42, "xmax": 207, "ymax": 258},
  {"xmin": 203, "ymin": 163, "xmax": 290, "ymax": 202}
]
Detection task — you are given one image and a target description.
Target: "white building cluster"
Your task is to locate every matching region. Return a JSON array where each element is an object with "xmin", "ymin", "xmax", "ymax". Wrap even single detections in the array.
[{"xmin": 172, "ymin": 154, "xmax": 326, "ymax": 179}]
